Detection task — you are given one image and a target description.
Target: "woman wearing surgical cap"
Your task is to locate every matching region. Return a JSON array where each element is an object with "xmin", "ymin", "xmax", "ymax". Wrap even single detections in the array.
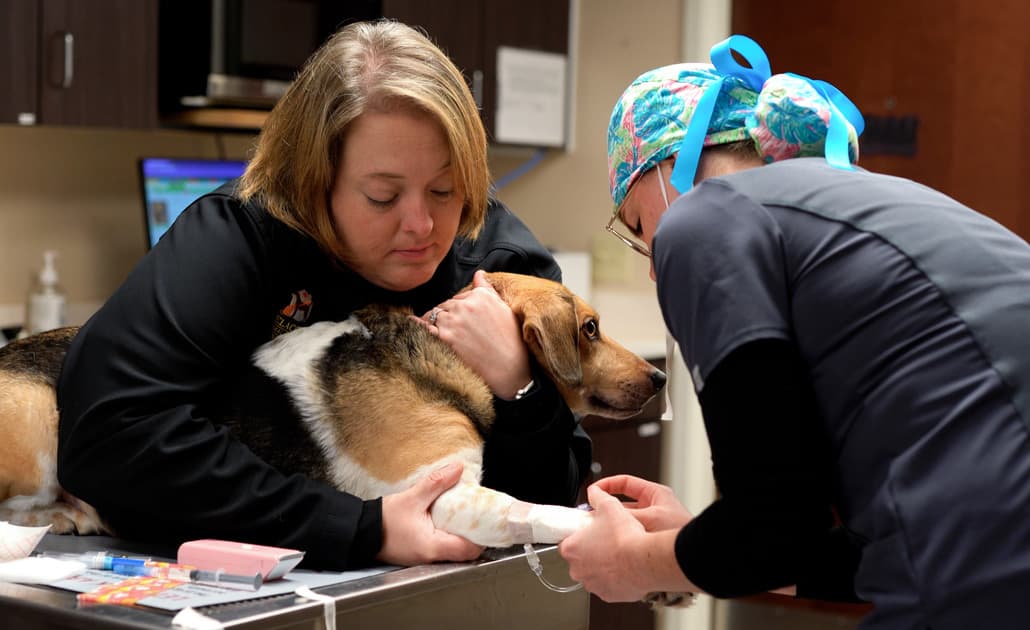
[{"xmin": 560, "ymin": 35, "xmax": 1030, "ymax": 629}]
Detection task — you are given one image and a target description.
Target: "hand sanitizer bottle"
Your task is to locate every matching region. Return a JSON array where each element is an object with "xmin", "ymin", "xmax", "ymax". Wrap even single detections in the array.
[{"xmin": 25, "ymin": 250, "xmax": 67, "ymax": 335}]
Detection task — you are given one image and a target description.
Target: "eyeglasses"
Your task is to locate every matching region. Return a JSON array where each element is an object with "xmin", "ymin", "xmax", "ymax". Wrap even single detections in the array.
[
  {"xmin": 605, "ymin": 212, "xmax": 651, "ymax": 258},
  {"xmin": 605, "ymin": 162, "xmax": 673, "ymax": 259}
]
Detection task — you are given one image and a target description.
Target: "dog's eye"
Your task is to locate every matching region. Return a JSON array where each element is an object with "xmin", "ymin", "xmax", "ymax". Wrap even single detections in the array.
[{"xmin": 582, "ymin": 319, "xmax": 599, "ymax": 340}]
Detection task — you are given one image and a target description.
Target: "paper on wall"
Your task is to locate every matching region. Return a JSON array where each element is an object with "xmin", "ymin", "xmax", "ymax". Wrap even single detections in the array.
[{"xmin": 495, "ymin": 46, "xmax": 567, "ymax": 147}]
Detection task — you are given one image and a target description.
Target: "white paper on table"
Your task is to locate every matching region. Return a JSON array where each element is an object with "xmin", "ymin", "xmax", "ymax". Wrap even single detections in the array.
[
  {"xmin": 494, "ymin": 46, "xmax": 567, "ymax": 147},
  {"xmin": 48, "ymin": 566, "xmax": 397, "ymax": 611},
  {"xmin": 0, "ymin": 557, "xmax": 87, "ymax": 584},
  {"xmin": 0, "ymin": 521, "xmax": 50, "ymax": 562}
]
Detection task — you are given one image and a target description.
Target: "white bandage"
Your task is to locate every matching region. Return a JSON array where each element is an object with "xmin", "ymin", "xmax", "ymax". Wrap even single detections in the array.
[
  {"xmin": 525, "ymin": 505, "xmax": 592, "ymax": 542},
  {"xmin": 433, "ymin": 485, "xmax": 593, "ymax": 546},
  {"xmin": 507, "ymin": 501, "xmax": 535, "ymax": 542}
]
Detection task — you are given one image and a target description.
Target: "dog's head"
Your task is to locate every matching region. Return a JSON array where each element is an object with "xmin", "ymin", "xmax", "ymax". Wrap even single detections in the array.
[{"xmin": 483, "ymin": 272, "xmax": 666, "ymax": 419}]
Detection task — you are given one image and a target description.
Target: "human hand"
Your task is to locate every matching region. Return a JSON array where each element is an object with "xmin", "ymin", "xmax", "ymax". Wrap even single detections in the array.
[
  {"xmin": 559, "ymin": 484, "xmax": 664, "ymax": 602},
  {"xmin": 420, "ymin": 270, "xmax": 532, "ymax": 398},
  {"xmin": 594, "ymin": 475, "xmax": 692, "ymax": 532},
  {"xmin": 377, "ymin": 462, "xmax": 484, "ymax": 566}
]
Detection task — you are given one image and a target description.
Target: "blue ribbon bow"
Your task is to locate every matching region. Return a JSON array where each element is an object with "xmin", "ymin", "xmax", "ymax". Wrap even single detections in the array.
[{"xmin": 669, "ymin": 34, "xmax": 865, "ymax": 193}]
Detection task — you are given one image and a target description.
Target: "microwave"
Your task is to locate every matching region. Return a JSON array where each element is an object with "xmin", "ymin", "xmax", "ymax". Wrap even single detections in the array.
[{"xmin": 159, "ymin": 0, "xmax": 382, "ymax": 111}]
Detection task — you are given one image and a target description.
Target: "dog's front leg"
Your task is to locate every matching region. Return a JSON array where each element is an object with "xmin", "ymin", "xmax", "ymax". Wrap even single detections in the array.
[{"xmin": 431, "ymin": 483, "xmax": 592, "ymax": 548}]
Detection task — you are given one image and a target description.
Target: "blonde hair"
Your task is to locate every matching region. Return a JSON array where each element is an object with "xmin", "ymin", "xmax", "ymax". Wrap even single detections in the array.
[{"xmin": 237, "ymin": 19, "xmax": 490, "ymax": 261}]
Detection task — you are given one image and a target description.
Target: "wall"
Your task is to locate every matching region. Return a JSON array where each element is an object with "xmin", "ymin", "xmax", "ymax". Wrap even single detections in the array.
[
  {"xmin": 489, "ymin": 0, "xmax": 683, "ymax": 353},
  {"xmin": 490, "ymin": 0, "xmax": 682, "ymax": 289},
  {"xmin": 0, "ymin": 125, "xmax": 255, "ymax": 325},
  {"xmin": 490, "ymin": 0, "xmax": 682, "ymax": 262}
]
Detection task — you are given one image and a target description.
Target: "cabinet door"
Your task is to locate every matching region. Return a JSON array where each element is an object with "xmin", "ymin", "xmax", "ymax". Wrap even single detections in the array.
[
  {"xmin": 38, "ymin": 0, "xmax": 157, "ymax": 128},
  {"xmin": 382, "ymin": 0, "xmax": 568, "ymax": 143},
  {"xmin": 583, "ymin": 419, "xmax": 663, "ymax": 490},
  {"xmin": 382, "ymin": 0, "xmax": 483, "ymax": 94},
  {"xmin": 579, "ymin": 369, "xmax": 665, "ymax": 630},
  {"xmin": 583, "ymin": 419, "xmax": 663, "ymax": 630},
  {"xmin": 0, "ymin": 0, "xmax": 40, "ymax": 125},
  {"xmin": 580, "ymin": 419, "xmax": 663, "ymax": 630}
]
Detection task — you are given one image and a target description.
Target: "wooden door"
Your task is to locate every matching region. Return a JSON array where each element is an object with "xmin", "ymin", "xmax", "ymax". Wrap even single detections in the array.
[{"xmin": 732, "ymin": 0, "xmax": 1030, "ymax": 241}]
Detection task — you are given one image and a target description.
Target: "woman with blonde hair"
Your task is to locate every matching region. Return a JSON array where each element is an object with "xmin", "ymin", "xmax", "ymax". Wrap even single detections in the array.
[{"xmin": 58, "ymin": 20, "xmax": 589, "ymax": 569}]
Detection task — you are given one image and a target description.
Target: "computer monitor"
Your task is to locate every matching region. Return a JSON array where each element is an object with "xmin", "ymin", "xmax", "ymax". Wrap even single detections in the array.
[{"xmin": 139, "ymin": 157, "xmax": 248, "ymax": 250}]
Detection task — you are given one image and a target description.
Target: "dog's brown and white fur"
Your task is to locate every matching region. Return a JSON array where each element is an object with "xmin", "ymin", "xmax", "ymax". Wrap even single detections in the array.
[{"xmin": 0, "ymin": 272, "xmax": 665, "ymax": 550}]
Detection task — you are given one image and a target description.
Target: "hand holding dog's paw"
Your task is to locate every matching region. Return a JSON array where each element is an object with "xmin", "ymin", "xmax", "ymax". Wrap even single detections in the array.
[
  {"xmin": 559, "ymin": 485, "xmax": 697, "ymax": 604},
  {"xmin": 593, "ymin": 475, "xmax": 693, "ymax": 532},
  {"xmin": 377, "ymin": 463, "xmax": 484, "ymax": 566},
  {"xmin": 559, "ymin": 485, "xmax": 653, "ymax": 602}
]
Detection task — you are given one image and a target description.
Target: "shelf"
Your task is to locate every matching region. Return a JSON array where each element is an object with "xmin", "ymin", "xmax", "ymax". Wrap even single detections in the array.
[{"xmin": 161, "ymin": 108, "xmax": 268, "ymax": 132}]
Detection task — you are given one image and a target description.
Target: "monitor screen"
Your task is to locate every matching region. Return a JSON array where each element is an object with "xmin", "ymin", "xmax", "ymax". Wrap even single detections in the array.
[{"xmin": 139, "ymin": 157, "xmax": 248, "ymax": 250}]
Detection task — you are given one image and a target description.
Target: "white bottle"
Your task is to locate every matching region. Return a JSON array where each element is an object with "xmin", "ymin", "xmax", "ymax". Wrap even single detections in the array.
[{"xmin": 25, "ymin": 250, "xmax": 67, "ymax": 335}]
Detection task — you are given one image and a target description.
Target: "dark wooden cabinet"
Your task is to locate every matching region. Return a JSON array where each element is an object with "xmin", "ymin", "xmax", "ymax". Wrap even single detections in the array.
[
  {"xmin": 383, "ymin": 0, "xmax": 569, "ymax": 144},
  {"xmin": 0, "ymin": 0, "xmax": 157, "ymax": 128},
  {"xmin": 578, "ymin": 358, "xmax": 666, "ymax": 630},
  {"xmin": 0, "ymin": 0, "xmax": 39, "ymax": 125},
  {"xmin": 0, "ymin": 1, "xmax": 565, "ymax": 134}
]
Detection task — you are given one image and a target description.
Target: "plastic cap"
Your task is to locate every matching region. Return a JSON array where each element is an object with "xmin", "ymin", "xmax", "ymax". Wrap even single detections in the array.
[{"xmin": 40, "ymin": 250, "xmax": 59, "ymax": 287}]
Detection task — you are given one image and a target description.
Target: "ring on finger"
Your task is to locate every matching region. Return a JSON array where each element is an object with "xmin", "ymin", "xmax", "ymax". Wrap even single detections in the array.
[{"xmin": 428, "ymin": 308, "xmax": 442, "ymax": 325}]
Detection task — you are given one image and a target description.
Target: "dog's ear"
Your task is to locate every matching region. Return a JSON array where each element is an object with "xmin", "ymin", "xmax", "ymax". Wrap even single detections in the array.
[
  {"xmin": 517, "ymin": 292, "xmax": 583, "ymax": 385},
  {"xmin": 486, "ymin": 272, "xmax": 583, "ymax": 385}
]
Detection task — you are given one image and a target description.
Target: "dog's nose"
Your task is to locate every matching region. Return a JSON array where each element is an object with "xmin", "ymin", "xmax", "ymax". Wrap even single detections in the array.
[{"xmin": 651, "ymin": 368, "xmax": 667, "ymax": 391}]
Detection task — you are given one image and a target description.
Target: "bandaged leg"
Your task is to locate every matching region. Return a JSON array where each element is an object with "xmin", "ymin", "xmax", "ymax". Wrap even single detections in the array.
[
  {"xmin": 431, "ymin": 482, "xmax": 592, "ymax": 547},
  {"xmin": 509, "ymin": 501, "xmax": 592, "ymax": 543}
]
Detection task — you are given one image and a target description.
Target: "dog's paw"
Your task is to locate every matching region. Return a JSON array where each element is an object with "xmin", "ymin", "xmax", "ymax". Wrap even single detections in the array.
[{"xmin": 0, "ymin": 504, "xmax": 105, "ymax": 535}]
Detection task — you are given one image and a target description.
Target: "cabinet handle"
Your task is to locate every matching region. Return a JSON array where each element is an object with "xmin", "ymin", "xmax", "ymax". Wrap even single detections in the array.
[
  {"xmin": 471, "ymin": 70, "xmax": 483, "ymax": 109},
  {"xmin": 60, "ymin": 32, "xmax": 74, "ymax": 88}
]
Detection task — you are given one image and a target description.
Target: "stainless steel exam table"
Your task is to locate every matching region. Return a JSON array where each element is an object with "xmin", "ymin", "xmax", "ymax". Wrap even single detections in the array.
[{"xmin": 0, "ymin": 535, "xmax": 588, "ymax": 629}]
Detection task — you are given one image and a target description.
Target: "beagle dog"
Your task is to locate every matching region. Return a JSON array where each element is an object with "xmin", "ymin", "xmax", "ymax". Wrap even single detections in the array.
[{"xmin": 0, "ymin": 272, "xmax": 666, "ymax": 551}]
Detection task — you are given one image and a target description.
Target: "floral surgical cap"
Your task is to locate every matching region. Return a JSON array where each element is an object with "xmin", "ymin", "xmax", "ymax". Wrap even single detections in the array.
[{"xmin": 607, "ymin": 35, "xmax": 863, "ymax": 213}]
